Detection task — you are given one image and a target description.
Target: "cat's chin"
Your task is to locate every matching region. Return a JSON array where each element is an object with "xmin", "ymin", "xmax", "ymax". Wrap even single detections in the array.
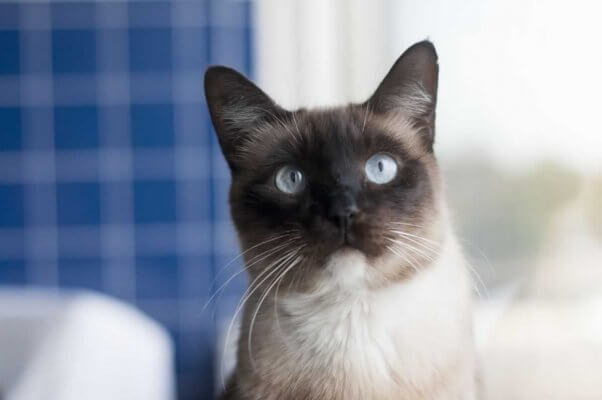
[
  {"xmin": 324, "ymin": 229, "xmax": 375, "ymax": 255},
  {"xmin": 324, "ymin": 247, "xmax": 369, "ymax": 279},
  {"xmin": 317, "ymin": 238, "xmax": 383, "ymax": 265},
  {"xmin": 327, "ymin": 238, "xmax": 370, "ymax": 259},
  {"xmin": 333, "ymin": 244, "xmax": 364, "ymax": 257}
]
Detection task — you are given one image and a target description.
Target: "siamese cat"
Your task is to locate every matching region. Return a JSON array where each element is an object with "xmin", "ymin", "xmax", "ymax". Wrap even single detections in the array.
[{"xmin": 205, "ymin": 41, "xmax": 475, "ymax": 400}]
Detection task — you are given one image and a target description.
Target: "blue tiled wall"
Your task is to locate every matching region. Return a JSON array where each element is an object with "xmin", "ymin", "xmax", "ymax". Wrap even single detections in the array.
[{"xmin": 0, "ymin": 1, "xmax": 251, "ymax": 399}]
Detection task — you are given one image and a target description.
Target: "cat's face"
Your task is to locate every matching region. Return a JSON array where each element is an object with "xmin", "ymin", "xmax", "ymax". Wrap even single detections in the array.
[{"xmin": 205, "ymin": 41, "xmax": 444, "ymax": 289}]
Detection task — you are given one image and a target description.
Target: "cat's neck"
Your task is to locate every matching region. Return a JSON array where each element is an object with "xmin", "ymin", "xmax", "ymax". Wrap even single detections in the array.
[{"xmin": 236, "ymin": 230, "xmax": 476, "ymax": 399}]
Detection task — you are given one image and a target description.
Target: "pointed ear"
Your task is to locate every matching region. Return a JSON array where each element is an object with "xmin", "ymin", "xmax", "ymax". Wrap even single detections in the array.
[
  {"xmin": 204, "ymin": 66, "xmax": 287, "ymax": 171},
  {"xmin": 366, "ymin": 41, "xmax": 439, "ymax": 147}
]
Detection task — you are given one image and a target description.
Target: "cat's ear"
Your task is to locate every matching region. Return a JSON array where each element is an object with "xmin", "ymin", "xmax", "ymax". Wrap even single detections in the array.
[
  {"xmin": 204, "ymin": 66, "xmax": 287, "ymax": 171},
  {"xmin": 366, "ymin": 40, "xmax": 439, "ymax": 147}
]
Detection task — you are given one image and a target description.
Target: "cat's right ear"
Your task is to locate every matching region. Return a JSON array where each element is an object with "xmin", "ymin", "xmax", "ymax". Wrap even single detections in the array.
[
  {"xmin": 204, "ymin": 66, "xmax": 286, "ymax": 171},
  {"xmin": 366, "ymin": 41, "xmax": 439, "ymax": 149}
]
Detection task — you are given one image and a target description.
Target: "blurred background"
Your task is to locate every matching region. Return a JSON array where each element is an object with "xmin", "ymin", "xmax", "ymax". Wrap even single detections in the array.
[{"xmin": 0, "ymin": 1, "xmax": 600, "ymax": 400}]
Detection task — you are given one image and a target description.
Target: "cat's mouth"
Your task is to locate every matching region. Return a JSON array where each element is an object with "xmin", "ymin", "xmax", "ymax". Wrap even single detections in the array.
[
  {"xmin": 308, "ymin": 216, "xmax": 385, "ymax": 259},
  {"xmin": 344, "ymin": 231, "xmax": 358, "ymax": 247},
  {"xmin": 338, "ymin": 221, "xmax": 355, "ymax": 246},
  {"xmin": 337, "ymin": 228, "xmax": 364, "ymax": 252}
]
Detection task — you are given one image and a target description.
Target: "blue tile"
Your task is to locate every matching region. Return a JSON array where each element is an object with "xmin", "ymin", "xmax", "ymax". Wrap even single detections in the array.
[
  {"xmin": 130, "ymin": 104, "xmax": 174, "ymax": 148},
  {"xmin": 137, "ymin": 299, "xmax": 179, "ymax": 328},
  {"xmin": 1, "ymin": 3, "xmax": 253, "ymax": 398},
  {"xmin": 54, "ymin": 106, "xmax": 99, "ymax": 149},
  {"xmin": 57, "ymin": 183, "xmax": 101, "ymax": 225},
  {"xmin": 175, "ymin": 330, "xmax": 214, "ymax": 372},
  {"xmin": 136, "ymin": 255, "xmax": 179, "ymax": 298},
  {"xmin": 209, "ymin": 28, "xmax": 248, "ymax": 71},
  {"xmin": 0, "ymin": 184, "xmax": 24, "ymax": 227},
  {"xmin": 99, "ymin": 181, "xmax": 133, "ymax": 224},
  {"xmin": 51, "ymin": 3, "xmax": 96, "ymax": 28},
  {"xmin": 178, "ymin": 254, "xmax": 214, "ymax": 297},
  {"xmin": 133, "ymin": 180, "xmax": 176, "ymax": 223},
  {"xmin": 177, "ymin": 370, "xmax": 214, "ymax": 400},
  {"xmin": 173, "ymin": 27, "xmax": 209, "ymax": 71},
  {"xmin": 210, "ymin": 0, "xmax": 249, "ymax": 28},
  {"xmin": 58, "ymin": 258, "xmax": 102, "ymax": 291},
  {"xmin": 174, "ymin": 331, "xmax": 215, "ymax": 400},
  {"xmin": 58, "ymin": 227, "xmax": 101, "ymax": 258},
  {"xmin": 52, "ymin": 30, "xmax": 96, "ymax": 74},
  {"xmin": 128, "ymin": 2, "xmax": 171, "ymax": 27},
  {"xmin": 96, "ymin": 29, "xmax": 128, "ymax": 73},
  {"xmin": 0, "ymin": 5, "xmax": 19, "ymax": 30},
  {"xmin": 129, "ymin": 28, "xmax": 172, "ymax": 72},
  {"xmin": 214, "ymin": 257, "xmax": 246, "ymax": 299},
  {"xmin": 0, "ymin": 107, "xmax": 22, "ymax": 150},
  {"xmin": 0, "ymin": 259, "xmax": 26, "ymax": 285},
  {"xmin": 0, "ymin": 31, "xmax": 19, "ymax": 75}
]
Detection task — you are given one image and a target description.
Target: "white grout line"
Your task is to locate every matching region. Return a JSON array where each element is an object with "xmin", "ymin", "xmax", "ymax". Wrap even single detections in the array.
[
  {"xmin": 0, "ymin": 223, "xmax": 212, "ymax": 256},
  {"xmin": 0, "ymin": 72, "xmax": 205, "ymax": 107},
  {"xmin": 0, "ymin": 1, "xmax": 212, "ymax": 31},
  {"xmin": 19, "ymin": 2, "xmax": 59, "ymax": 287},
  {"xmin": 0, "ymin": 148, "xmax": 211, "ymax": 183},
  {"xmin": 173, "ymin": 0, "xmax": 198, "ymax": 306},
  {"xmin": 96, "ymin": 1, "xmax": 136, "ymax": 301}
]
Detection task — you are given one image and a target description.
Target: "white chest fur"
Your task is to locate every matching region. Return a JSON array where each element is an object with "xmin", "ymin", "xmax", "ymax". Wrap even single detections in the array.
[{"xmin": 275, "ymin": 237, "xmax": 474, "ymax": 398}]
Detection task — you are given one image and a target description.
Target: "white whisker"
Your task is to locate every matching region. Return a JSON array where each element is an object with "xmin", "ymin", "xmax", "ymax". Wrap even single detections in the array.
[
  {"xmin": 221, "ymin": 247, "xmax": 300, "ymax": 388},
  {"xmin": 273, "ymin": 263, "xmax": 287, "ymax": 349},
  {"xmin": 386, "ymin": 244, "xmax": 420, "ymax": 273},
  {"xmin": 202, "ymin": 237, "xmax": 299, "ymax": 312},
  {"xmin": 457, "ymin": 237, "xmax": 494, "ymax": 298},
  {"xmin": 248, "ymin": 253, "xmax": 303, "ymax": 369},
  {"xmin": 291, "ymin": 111, "xmax": 303, "ymax": 143},
  {"xmin": 466, "ymin": 261, "xmax": 488, "ymax": 299},
  {"xmin": 208, "ymin": 231, "xmax": 298, "ymax": 293},
  {"xmin": 389, "ymin": 233, "xmax": 440, "ymax": 256},
  {"xmin": 389, "ymin": 229, "xmax": 441, "ymax": 248},
  {"xmin": 361, "ymin": 102, "xmax": 371, "ymax": 135},
  {"xmin": 389, "ymin": 221, "xmax": 429, "ymax": 230},
  {"xmin": 386, "ymin": 237, "xmax": 436, "ymax": 262}
]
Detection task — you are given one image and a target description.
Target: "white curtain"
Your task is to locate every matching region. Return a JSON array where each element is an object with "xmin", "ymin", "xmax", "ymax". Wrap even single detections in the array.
[
  {"xmin": 254, "ymin": 0, "xmax": 393, "ymax": 109},
  {"xmin": 253, "ymin": 0, "xmax": 602, "ymax": 172}
]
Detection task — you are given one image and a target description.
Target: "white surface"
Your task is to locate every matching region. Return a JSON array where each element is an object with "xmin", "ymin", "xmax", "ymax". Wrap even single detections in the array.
[
  {"xmin": 475, "ymin": 191, "xmax": 602, "ymax": 399},
  {"xmin": 479, "ymin": 296, "xmax": 602, "ymax": 400},
  {"xmin": 254, "ymin": 0, "xmax": 391, "ymax": 109},
  {"xmin": 0, "ymin": 288, "xmax": 175, "ymax": 400}
]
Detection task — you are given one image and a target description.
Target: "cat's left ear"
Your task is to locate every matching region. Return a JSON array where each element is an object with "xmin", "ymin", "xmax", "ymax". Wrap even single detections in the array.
[
  {"xmin": 366, "ymin": 40, "xmax": 439, "ymax": 148},
  {"xmin": 204, "ymin": 66, "xmax": 288, "ymax": 172}
]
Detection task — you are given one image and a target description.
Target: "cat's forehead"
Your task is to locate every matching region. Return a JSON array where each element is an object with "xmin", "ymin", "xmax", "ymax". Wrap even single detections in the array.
[{"xmin": 237, "ymin": 106, "xmax": 426, "ymax": 169}]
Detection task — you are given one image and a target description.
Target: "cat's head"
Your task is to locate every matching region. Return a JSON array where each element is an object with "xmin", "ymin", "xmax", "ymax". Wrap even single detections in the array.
[{"xmin": 205, "ymin": 41, "xmax": 445, "ymax": 289}]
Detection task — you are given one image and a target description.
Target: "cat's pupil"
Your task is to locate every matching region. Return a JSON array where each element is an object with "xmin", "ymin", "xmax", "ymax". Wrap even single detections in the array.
[
  {"xmin": 378, "ymin": 161, "xmax": 384, "ymax": 172},
  {"xmin": 290, "ymin": 171, "xmax": 296, "ymax": 183}
]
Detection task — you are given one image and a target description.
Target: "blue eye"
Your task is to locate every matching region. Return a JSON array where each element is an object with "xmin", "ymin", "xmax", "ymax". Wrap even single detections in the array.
[
  {"xmin": 275, "ymin": 166, "xmax": 305, "ymax": 194},
  {"xmin": 365, "ymin": 153, "xmax": 398, "ymax": 184}
]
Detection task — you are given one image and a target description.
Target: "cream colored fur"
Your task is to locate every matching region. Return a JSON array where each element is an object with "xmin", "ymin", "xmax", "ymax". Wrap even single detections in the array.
[{"xmin": 235, "ymin": 224, "xmax": 476, "ymax": 399}]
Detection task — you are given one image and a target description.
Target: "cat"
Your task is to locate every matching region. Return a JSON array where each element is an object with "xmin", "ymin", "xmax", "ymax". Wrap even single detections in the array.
[{"xmin": 205, "ymin": 41, "xmax": 475, "ymax": 400}]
